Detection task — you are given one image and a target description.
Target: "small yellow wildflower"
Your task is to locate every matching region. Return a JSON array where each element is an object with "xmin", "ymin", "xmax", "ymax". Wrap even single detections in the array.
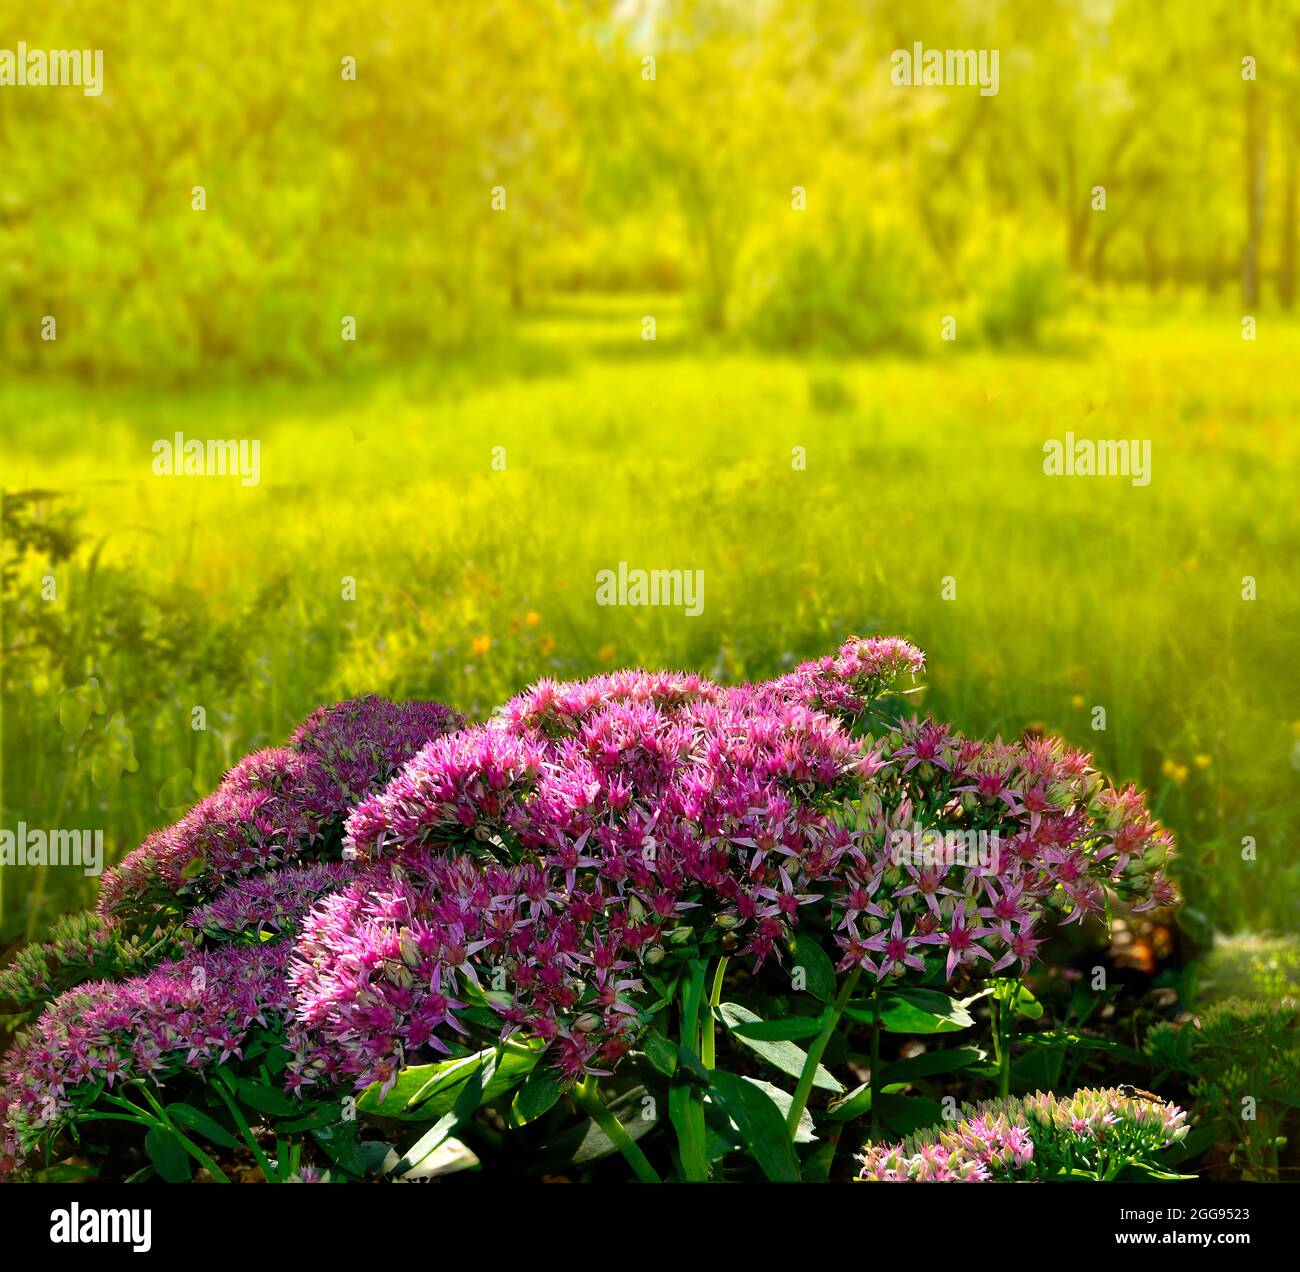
[
  {"xmin": 538, "ymin": 635, "xmax": 556, "ymax": 656},
  {"xmin": 471, "ymin": 634, "xmax": 492, "ymax": 657},
  {"xmin": 597, "ymin": 643, "xmax": 617, "ymax": 664},
  {"xmin": 1193, "ymin": 754, "xmax": 1212, "ymax": 769},
  {"xmin": 1070, "ymin": 694, "xmax": 1085, "ymax": 709},
  {"xmin": 525, "ymin": 611, "xmax": 541, "ymax": 627},
  {"xmin": 1161, "ymin": 758, "xmax": 1188, "ymax": 785}
]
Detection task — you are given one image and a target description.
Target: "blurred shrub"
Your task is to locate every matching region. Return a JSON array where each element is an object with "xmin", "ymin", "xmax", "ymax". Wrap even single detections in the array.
[
  {"xmin": 0, "ymin": 0, "xmax": 581, "ymax": 385},
  {"xmin": 978, "ymin": 249, "xmax": 1068, "ymax": 349},
  {"xmin": 736, "ymin": 221, "xmax": 924, "ymax": 355},
  {"xmin": 1195, "ymin": 932, "xmax": 1300, "ymax": 1004},
  {"xmin": 807, "ymin": 372, "xmax": 856, "ymax": 414}
]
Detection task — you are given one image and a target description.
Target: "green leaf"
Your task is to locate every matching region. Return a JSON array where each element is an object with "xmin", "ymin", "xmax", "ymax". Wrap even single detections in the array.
[
  {"xmin": 262, "ymin": 1044, "xmax": 292, "ymax": 1075},
  {"xmin": 738, "ymin": 1077, "xmax": 817, "ymax": 1144},
  {"xmin": 847, "ymin": 988, "xmax": 974, "ymax": 1034},
  {"xmin": 1008, "ymin": 983, "xmax": 1044, "ymax": 1019},
  {"xmin": 394, "ymin": 1136, "xmax": 480, "ymax": 1180},
  {"xmin": 640, "ymin": 1029, "xmax": 679, "ymax": 1078},
  {"xmin": 708, "ymin": 1069, "xmax": 801, "ymax": 1182},
  {"xmin": 669, "ymin": 1083, "xmax": 711, "ymax": 1182},
  {"xmin": 800, "ymin": 1140, "xmax": 837, "ymax": 1182},
  {"xmin": 718, "ymin": 1002, "xmax": 842, "ymax": 1092},
  {"xmin": 234, "ymin": 1079, "xmax": 298, "ymax": 1117},
  {"xmin": 880, "ymin": 1046, "xmax": 987, "ymax": 1084},
  {"xmin": 564, "ymin": 1087, "xmax": 654, "ymax": 1166},
  {"xmin": 789, "ymin": 934, "xmax": 837, "ymax": 1002},
  {"xmin": 510, "ymin": 1067, "xmax": 565, "ymax": 1126},
  {"xmin": 676, "ymin": 1045, "xmax": 712, "ymax": 1087},
  {"xmin": 356, "ymin": 1044, "xmax": 540, "ymax": 1121},
  {"xmin": 164, "ymin": 1102, "xmax": 237, "ymax": 1149},
  {"xmin": 1016, "ymin": 1030, "xmax": 1145, "ymax": 1064},
  {"xmin": 145, "ymin": 1127, "xmax": 192, "ymax": 1183},
  {"xmin": 394, "ymin": 1053, "xmax": 493, "ymax": 1175},
  {"xmin": 876, "ymin": 1092, "xmax": 944, "ymax": 1136},
  {"xmin": 823, "ymin": 1081, "xmax": 907, "ymax": 1122},
  {"xmin": 730, "ymin": 1016, "xmax": 825, "ymax": 1042},
  {"xmin": 404, "ymin": 1051, "xmax": 484, "ymax": 1109},
  {"xmin": 275, "ymin": 1102, "xmax": 344, "ymax": 1134},
  {"xmin": 35, "ymin": 1163, "xmax": 99, "ymax": 1183},
  {"xmin": 311, "ymin": 1123, "xmax": 397, "ymax": 1178}
]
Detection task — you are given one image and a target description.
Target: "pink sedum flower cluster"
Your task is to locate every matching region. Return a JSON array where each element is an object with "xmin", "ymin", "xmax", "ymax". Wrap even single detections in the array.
[
  {"xmin": 1, "ymin": 696, "xmax": 458, "ymax": 1174},
  {"xmin": 186, "ymin": 861, "xmax": 360, "ymax": 941},
  {"xmin": 831, "ymin": 719, "xmax": 1178, "ymax": 983},
  {"xmin": 857, "ymin": 1087, "xmax": 1189, "ymax": 1181},
  {"xmin": 288, "ymin": 636, "xmax": 1174, "ymax": 1091},
  {"xmin": 289, "ymin": 643, "xmax": 916, "ymax": 1090},
  {"xmin": 1, "ymin": 944, "xmax": 291, "ymax": 1172},
  {"xmin": 1, "ymin": 637, "xmax": 1180, "ymax": 1176},
  {"xmin": 98, "ymin": 696, "xmax": 460, "ymax": 927}
]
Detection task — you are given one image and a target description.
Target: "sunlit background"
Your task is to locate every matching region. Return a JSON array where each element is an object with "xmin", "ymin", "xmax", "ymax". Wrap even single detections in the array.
[{"xmin": 2, "ymin": 0, "xmax": 1297, "ymax": 962}]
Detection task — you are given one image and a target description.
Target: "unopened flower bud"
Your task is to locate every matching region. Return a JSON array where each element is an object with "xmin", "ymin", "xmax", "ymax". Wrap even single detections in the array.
[{"xmin": 398, "ymin": 927, "xmax": 422, "ymax": 969}]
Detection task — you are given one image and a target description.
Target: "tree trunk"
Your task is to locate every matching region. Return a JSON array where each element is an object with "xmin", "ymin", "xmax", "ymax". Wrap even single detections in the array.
[
  {"xmin": 1280, "ymin": 129, "xmax": 1297, "ymax": 309},
  {"xmin": 1242, "ymin": 79, "xmax": 1267, "ymax": 309}
]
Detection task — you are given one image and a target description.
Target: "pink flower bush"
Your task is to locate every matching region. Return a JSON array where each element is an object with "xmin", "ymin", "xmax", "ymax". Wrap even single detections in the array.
[
  {"xmin": 186, "ymin": 861, "xmax": 360, "ymax": 941},
  {"xmin": 0, "ymin": 637, "xmax": 1180, "ymax": 1179},
  {"xmin": 98, "ymin": 696, "xmax": 460, "ymax": 928},
  {"xmin": 288, "ymin": 646, "xmax": 899, "ymax": 1090},
  {"xmin": 857, "ymin": 1087, "xmax": 1189, "ymax": 1181},
  {"xmin": 1, "ymin": 696, "xmax": 458, "ymax": 1174},
  {"xmin": 1, "ymin": 944, "xmax": 292, "ymax": 1172},
  {"xmin": 830, "ymin": 720, "xmax": 1177, "ymax": 983},
  {"xmin": 288, "ymin": 636, "xmax": 1175, "ymax": 1091}
]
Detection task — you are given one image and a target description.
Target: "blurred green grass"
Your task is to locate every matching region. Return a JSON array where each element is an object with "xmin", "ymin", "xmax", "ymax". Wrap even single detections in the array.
[{"xmin": 2, "ymin": 296, "xmax": 1298, "ymax": 943}]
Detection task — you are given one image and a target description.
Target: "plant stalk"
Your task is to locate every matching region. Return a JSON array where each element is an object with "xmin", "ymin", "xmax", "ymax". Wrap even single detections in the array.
[
  {"xmin": 869, "ymin": 987, "xmax": 883, "ymax": 1137},
  {"xmin": 573, "ymin": 1078, "xmax": 661, "ymax": 1184},
  {"xmin": 701, "ymin": 955, "xmax": 729, "ymax": 1069},
  {"xmin": 787, "ymin": 966, "xmax": 861, "ymax": 1136}
]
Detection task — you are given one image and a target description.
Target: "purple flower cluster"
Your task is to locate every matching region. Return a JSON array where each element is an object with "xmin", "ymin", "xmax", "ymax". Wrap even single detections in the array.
[
  {"xmin": 286, "ymin": 639, "xmax": 929, "ymax": 1090},
  {"xmin": 1, "ymin": 696, "xmax": 458, "ymax": 1175},
  {"xmin": 1, "ymin": 637, "xmax": 1181, "ymax": 1176},
  {"xmin": 831, "ymin": 721, "xmax": 1177, "ymax": 982},
  {"xmin": 289, "ymin": 638, "xmax": 1174, "ymax": 1091},
  {"xmin": 1, "ymin": 944, "xmax": 292, "ymax": 1172},
  {"xmin": 289, "ymin": 645, "xmax": 899, "ymax": 1089},
  {"xmin": 186, "ymin": 862, "xmax": 360, "ymax": 941},
  {"xmin": 98, "ymin": 696, "xmax": 460, "ymax": 927},
  {"xmin": 857, "ymin": 1087, "xmax": 1189, "ymax": 1181}
]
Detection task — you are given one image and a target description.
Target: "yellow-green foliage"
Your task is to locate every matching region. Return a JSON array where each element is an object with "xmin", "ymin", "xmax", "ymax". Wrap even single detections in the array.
[
  {"xmin": 3, "ymin": 308, "xmax": 1299, "ymax": 942},
  {"xmin": 1197, "ymin": 933, "xmax": 1300, "ymax": 1004},
  {"xmin": 1147, "ymin": 998, "xmax": 1300, "ymax": 1180}
]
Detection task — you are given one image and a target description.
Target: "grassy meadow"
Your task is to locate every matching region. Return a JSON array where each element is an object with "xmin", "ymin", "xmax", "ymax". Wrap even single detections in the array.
[{"xmin": 3, "ymin": 295, "xmax": 1297, "ymax": 944}]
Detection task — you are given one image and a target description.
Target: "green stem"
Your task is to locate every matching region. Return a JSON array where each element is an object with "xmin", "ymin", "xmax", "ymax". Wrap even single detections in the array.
[
  {"xmin": 702, "ymin": 956, "xmax": 729, "ymax": 1070},
  {"xmin": 213, "ymin": 1082, "xmax": 280, "ymax": 1183},
  {"xmin": 573, "ymin": 1079, "xmax": 662, "ymax": 1184},
  {"xmin": 994, "ymin": 982, "xmax": 1012, "ymax": 1098},
  {"xmin": 787, "ymin": 966, "xmax": 862, "ymax": 1136},
  {"xmin": 675, "ymin": 960, "xmax": 711, "ymax": 1181},
  {"xmin": 869, "ymin": 987, "xmax": 882, "ymax": 1137},
  {"xmin": 103, "ymin": 1087, "xmax": 234, "ymax": 1183}
]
